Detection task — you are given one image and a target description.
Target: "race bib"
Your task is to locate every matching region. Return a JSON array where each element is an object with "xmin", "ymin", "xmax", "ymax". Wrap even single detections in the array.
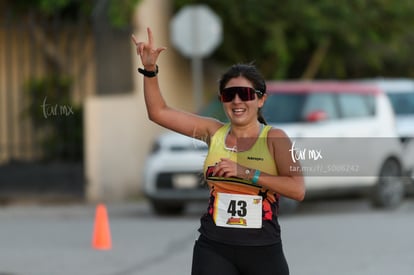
[{"xmin": 213, "ymin": 193, "xmax": 262, "ymax": 229}]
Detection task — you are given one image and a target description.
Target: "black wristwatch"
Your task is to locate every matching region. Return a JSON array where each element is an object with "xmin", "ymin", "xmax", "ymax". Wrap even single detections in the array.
[{"xmin": 138, "ymin": 65, "xmax": 159, "ymax": 77}]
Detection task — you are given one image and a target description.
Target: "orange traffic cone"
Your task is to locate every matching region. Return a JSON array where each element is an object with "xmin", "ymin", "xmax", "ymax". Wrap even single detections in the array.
[{"xmin": 92, "ymin": 203, "xmax": 112, "ymax": 250}]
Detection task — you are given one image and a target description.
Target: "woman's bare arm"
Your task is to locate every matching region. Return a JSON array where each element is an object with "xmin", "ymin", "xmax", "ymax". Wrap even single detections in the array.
[{"xmin": 131, "ymin": 27, "xmax": 222, "ymax": 140}]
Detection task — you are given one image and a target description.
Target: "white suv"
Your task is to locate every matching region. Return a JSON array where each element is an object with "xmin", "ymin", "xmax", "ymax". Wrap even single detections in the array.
[
  {"xmin": 359, "ymin": 78, "xmax": 414, "ymax": 185},
  {"xmin": 143, "ymin": 81, "xmax": 405, "ymax": 215}
]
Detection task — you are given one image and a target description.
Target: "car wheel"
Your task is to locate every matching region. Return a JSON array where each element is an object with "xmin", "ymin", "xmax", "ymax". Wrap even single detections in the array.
[
  {"xmin": 151, "ymin": 200, "xmax": 185, "ymax": 216},
  {"xmin": 279, "ymin": 196, "xmax": 299, "ymax": 215},
  {"xmin": 371, "ymin": 159, "xmax": 404, "ymax": 209}
]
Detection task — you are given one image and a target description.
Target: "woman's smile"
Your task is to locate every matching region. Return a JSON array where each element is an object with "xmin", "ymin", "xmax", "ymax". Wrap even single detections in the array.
[{"xmin": 232, "ymin": 107, "xmax": 247, "ymax": 115}]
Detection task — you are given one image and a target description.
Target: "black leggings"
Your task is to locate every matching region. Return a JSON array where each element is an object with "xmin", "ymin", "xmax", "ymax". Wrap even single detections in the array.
[{"xmin": 191, "ymin": 235, "xmax": 289, "ymax": 275}]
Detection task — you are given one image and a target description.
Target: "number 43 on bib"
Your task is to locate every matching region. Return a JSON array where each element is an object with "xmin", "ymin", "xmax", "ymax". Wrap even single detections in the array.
[{"xmin": 213, "ymin": 193, "xmax": 262, "ymax": 228}]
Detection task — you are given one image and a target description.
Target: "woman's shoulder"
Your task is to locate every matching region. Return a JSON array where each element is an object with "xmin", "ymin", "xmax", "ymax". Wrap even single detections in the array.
[
  {"xmin": 265, "ymin": 126, "xmax": 289, "ymax": 139},
  {"xmin": 265, "ymin": 127, "xmax": 294, "ymax": 156},
  {"xmin": 210, "ymin": 121, "xmax": 229, "ymax": 136},
  {"xmin": 201, "ymin": 120, "xmax": 226, "ymax": 145}
]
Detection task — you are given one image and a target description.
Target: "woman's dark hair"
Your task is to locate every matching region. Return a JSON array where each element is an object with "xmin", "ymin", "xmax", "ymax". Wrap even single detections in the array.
[{"xmin": 219, "ymin": 63, "xmax": 267, "ymax": 125}]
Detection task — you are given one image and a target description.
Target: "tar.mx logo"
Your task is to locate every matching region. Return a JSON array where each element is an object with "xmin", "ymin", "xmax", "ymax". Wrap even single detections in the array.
[
  {"xmin": 289, "ymin": 140, "xmax": 323, "ymax": 163},
  {"xmin": 41, "ymin": 97, "xmax": 74, "ymax": 119}
]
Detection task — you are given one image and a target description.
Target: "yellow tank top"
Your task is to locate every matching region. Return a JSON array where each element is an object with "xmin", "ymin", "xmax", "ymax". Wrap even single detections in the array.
[
  {"xmin": 203, "ymin": 123, "xmax": 278, "ymax": 201},
  {"xmin": 199, "ymin": 124, "xmax": 282, "ymax": 245}
]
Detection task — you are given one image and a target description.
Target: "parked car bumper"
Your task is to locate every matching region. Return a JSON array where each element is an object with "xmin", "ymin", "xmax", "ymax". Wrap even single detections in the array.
[{"xmin": 143, "ymin": 151, "xmax": 208, "ymax": 200}]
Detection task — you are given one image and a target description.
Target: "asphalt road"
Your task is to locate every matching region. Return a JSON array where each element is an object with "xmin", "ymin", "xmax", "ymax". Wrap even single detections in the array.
[{"xmin": 0, "ymin": 197, "xmax": 413, "ymax": 275}]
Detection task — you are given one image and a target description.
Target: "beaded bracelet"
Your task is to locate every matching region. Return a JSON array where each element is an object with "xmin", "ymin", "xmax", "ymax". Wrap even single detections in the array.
[{"xmin": 252, "ymin": 169, "xmax": 261, "ymax": 184}]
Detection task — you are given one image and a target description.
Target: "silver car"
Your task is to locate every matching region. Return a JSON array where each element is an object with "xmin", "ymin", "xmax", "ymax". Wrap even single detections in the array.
[
  {"xmin": 143, "ymin": 81, "xmax": 406, "ymax": 215},
  {"xmin": 361, "ymin": 78, "xmax": 414, "ymax": 184}
]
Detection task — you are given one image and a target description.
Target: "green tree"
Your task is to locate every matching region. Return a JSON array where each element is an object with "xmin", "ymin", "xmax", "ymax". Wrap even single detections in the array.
[
  {"xmin": 3, "ymin": 0, "xmax": 140, "ymax": 161},
  {"xmin": 174, "ymin": 0, "xmax": 414, "ymax": 79},
  {"xmin": 3, "ymin": 0, "xmax": 140, "ymax": 74}
]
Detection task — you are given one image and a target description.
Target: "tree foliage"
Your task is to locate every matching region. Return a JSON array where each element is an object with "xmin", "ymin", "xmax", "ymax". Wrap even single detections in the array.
[
  {"xmin": 4, "ymin": 0, "xmax": 140, "ymax": 28},
  {"xmin": 2, "ymin": 0, "xmax": 140, "ymax": 161},
  {"xmin": 173, "ymin": 0, "xmax": 414, "ymax": 79}
]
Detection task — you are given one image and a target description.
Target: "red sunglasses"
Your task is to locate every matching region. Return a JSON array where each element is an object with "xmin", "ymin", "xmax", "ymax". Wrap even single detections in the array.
[{"xmin": 219, "ymin": 87, "xmax": 264, "ymax": 102}]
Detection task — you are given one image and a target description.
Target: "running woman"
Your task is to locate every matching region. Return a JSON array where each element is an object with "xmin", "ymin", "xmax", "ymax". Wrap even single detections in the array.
[{"xmin": 132, "ymin": 27, "xmax": 305, "ymax": 275}]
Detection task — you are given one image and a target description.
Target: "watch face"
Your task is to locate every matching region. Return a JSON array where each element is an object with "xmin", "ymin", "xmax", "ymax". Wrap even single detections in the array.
[{"xmin": 245, "ymin": 169, "xmax": 250, "ymax": 175}]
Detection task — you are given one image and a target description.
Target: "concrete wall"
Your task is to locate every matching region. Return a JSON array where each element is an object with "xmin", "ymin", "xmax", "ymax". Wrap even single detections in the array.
[{"xmin": 85, "ymin": 0, "xmax": 197, "ymax": 201}]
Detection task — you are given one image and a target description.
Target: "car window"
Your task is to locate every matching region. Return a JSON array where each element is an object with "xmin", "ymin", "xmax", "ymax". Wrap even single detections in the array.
[
  {"xmin": 301, "ymin": 93, "xmax": 339, "ymax": 120},
  {"xmin": 262, "ymin": 93, "xmax": 307, "ymax": 123},
  {"xmin": 338, "ymin": 93, "xmax": 375, "ymax": 118},
  {"xmin": 387, "ymin": 92, "xmax": 414, "ymax": 115}
]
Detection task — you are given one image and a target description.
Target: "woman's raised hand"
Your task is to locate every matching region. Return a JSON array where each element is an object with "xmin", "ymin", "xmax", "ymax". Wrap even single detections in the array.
[{"xmin": 131, "ymin": 27, "xmax": 166, "ymax": 69}]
